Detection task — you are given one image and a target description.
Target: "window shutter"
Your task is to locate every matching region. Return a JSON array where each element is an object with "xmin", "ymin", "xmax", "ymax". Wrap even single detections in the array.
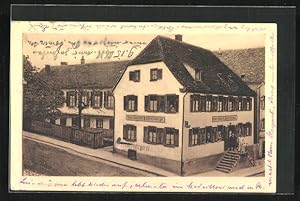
[
  {"xmin": 136, "ymin": 70, "xmax": 140, "ymax": 82},
  {"xmin": 143, "ymin": 126, "xmax": 149, "ymax": 142},
  {"xmin": 99, "ymin": 91, "xmax": 103, "ymax": 107},
  {"xmin": 129, "ymin": 71, "xmax": 133, "ymax": 81},
  {"xmin": 158, "ymin": 96, "xmax": 165, "ymax": 112},
  {"xmin": 134, "ymin": 96, "xmax": 138, "ymax": 111},
  {"xmin": 75, "ymin": 91, "xmax": 78, "ymax": 106},
  {"xmin": 157, "ymin": 128, "xmax": 164, "ymax": 144},
  {"xmin": 157, "ymin": 69, "xmax": 162, "ymax": 80},
  {"xmin": 104, "ymin": 91, "xmax": 108, "ymax": 108},
  {"xmin": 249, "ymin": 97, "xmax": 252, "ymax": 111},
  {"xmin": 190, "ymin": 95, "xmax": 194, "ymax": 112},
  {"xmin": 174, "ymin": 129, "xmax": 179, "ymax": 146},
  {"xmin": 144, "ymin": 96, "xmax": 149, "ymax": 112},
  {"xmin": 124, "ymin": 96, "xmax": 128, "ymax": 111},
  {"xmin": 175, "ymin": 95, "xmax": 179, "ymax": 112},
  {"xmin": 90, "ymin": 91, "xmax": 95, "ymax": 107},
  {"xmin": 123, "ymin": 125, "xmax": 128, "ymax": 140},
  {"xmin": 66, "ymin": 92, "xmax": 70, "ymax": 106},
  {"xmin": 86, "ymin": 91, "xmax": 90, "ymax": 106},
  {"xmin": 189, "ymin": 129, "xmax": 193, "ymax": 147}
]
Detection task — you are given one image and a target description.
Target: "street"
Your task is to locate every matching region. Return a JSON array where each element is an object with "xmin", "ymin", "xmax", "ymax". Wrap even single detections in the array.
[{"xmin": 23, "ymin": 138, "xmax": 156, "ymax": 176}]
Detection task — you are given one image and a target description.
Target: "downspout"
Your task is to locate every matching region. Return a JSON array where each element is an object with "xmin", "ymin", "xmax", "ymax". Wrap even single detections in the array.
[
  {"xmin": 181, "ymin": 92, "xmax": 188, "ymax": 176},
  {"xmin": 112, "ymin": 94, "xmax": 116, "ymax": 153}
]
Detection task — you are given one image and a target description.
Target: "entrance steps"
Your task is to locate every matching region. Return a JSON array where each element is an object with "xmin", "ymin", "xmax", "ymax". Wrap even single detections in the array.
[{"xmin": 216, "ymin": 150, "xmax": 240, "ymax": 173}]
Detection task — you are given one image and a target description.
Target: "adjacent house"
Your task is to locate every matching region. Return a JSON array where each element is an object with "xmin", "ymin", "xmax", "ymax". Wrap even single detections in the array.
[
  {"xmin": 112, "ymin": 35, "xmax": 256, "ymax": 175},
  {"xmin": 214, "ymin": 48, "xmax": 265, "ymax": 158},
  {"xmin": 39, "ymin": 58, "xmax": 128, "ymax": 131}
]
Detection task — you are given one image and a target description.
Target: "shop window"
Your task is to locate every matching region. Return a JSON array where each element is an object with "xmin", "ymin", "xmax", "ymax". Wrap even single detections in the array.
[
  {"xmin": 124, "ymin": 95, "xmax": 138, "ymax": 112},
  {"xmin": 129, "ymin": 70, "xmax": 140, "ymax": 82},
  {"xmin": 150, "ymin": 68, "xmax": 162, "ymax": 81},
  {"xmin": 123, "ymin": 124, "xmax": 137, "ymax": 142}
]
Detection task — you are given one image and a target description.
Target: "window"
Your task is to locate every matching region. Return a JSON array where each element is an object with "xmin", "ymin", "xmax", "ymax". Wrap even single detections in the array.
[
  {"xmin": 149, "ymin": 95, "xmax": 158, "ymax": 112},
  {"xmin": 236, "ymin": 123, "xmax": 244, "ymax": 137},
  {"xmin": 190, "ymin": 95, "xmax": 200, "ymax": 112},
  {"xmin": 81, "ymin": 91, "xmax": 89, "ymax": 106},
  {"xmin": 84, "ymin": 118, "xmax": 90, "ymax": 128},
  {"xmin": 260, "ymin": 118, "xmax": 265, "ymax": 131},
  {"xmin": 195, "ymin": 69, "xmax": 202, "ymax": 81},
  {"xmin": 223, "ymin": 97, "xmax": 228, "ymax": 111},
  {"xmin": 166, "ymin": 95, "xmax": 179, "ymax": 113},
  {"xmin": 260, "ymin": 96, "xmax": 265, "ymax": 110},
  {"xmin": 189, "ymin": 128, "xmax": 200, "ymax": 146},
  {"xmin": 60, "ymin": 117, "xmax": 66, "ymax": 126},
  {"xmin": 66, "ymin": 91, "xmax": 76, "ymax": 107},
  {"xmin": 96, "ymin": 118, "xmax": 103, "ymax": 128},
  {"xmin": 238, "ymin": 97, "xmax": 243, "ymax": 111},
  {"xmin": 144, "ymin": 126, "xmax": 163, "ymax": 144},
  {"xmin": 124, "ymin": 95, "xmax": 138, "ymax": 112},
  {"xmin": 123, "ymin": 125, "xmax": 136, "ymax": 141},
  {"xmin": 217, "ymin": 96, "xmax": 223, "ymax": 111},
  {"xmin": 93, "ymin": 92, "xmax": 102, "ymax": 108},
  {"xmin": 243, "ymin": 123, "xmax": 252, "ymax": 136},
  {"xmin": 106, "ymin": 95, "xmax": 114, "ymax": 108},
  {"xmin": 165, "ymin": 127, "xmax": 179, "ymax": 146},
  {"xmin": 211, "ymin": 127, "xmax": 218, "ymax": 142},
  {"xmin": 228, "ymin": 97, "xmax": 234, "ymax": 111},
  {"xmin": 206, "ymin": 127, "xmax": 212, "ymax": 143},
  {"xmin": 243, "ymin": 97, "xmax": 252, "ymax": 111},
  {"xmin": 150, "ymin": 68, "xmax": 162, "ymax": 81},
  {"xmin": 129, "ymin": 70, "xmax": 140, "ymax": 82},
  {"xmin": 200, "ymin": 128, "xmax": 206, "ymax": 144},
  {"xmin": 206, "ymin": 96, "xmax": 212, "ymax": 112}
]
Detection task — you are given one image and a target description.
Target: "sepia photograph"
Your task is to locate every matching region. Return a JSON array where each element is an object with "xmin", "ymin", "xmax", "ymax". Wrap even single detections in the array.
[
  {"xmin": 10, "ymin": 21, "xmax": 277, "ymax": 192},
  {"xmin": 22, "ymin": 32, "xmax": 265, "ymax": 177}
]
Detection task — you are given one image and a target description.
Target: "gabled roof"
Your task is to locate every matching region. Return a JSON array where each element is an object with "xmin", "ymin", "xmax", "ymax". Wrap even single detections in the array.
[
  {"xmin": 213, "ymin": 48, "xmax": 265, "ymax": 84},
  {"xmin": 39, "ymin": 60, "xmax": 129, "ymax": 89},
  {"xmin": 128, "ymin": 35, "xmax": 256, "ymax": 96}
]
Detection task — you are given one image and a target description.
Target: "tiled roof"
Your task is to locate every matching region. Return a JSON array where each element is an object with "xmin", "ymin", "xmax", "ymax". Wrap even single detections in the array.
[
  {"xmin": 213, "ymin": 48, "xmax": 265, "ymax": 84},
  {"xmin": 128, "ymin": 35, "xmax": 256, "ymax": 96},
  {"xmin": 39, "ymin": 60, "xmax": 129, "ymax": 89}
]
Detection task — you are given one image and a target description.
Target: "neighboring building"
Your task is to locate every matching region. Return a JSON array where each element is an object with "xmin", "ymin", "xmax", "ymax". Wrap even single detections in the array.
[
  {"xmin": 214, "ymin": 48, "xmax": 265, "ymax": 158},
  {"xmin": 39, "ymin": 59, "xmax": 128, "ymax": 131},
  {"xmin": 113, "ymin": 35, "xmax": 256, "ymax": 175}
]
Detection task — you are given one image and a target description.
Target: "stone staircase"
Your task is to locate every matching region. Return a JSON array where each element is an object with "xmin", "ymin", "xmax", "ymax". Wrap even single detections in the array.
[{"xmin": 216, "ymin": 151, "xmax": 240, "ymax": 173}]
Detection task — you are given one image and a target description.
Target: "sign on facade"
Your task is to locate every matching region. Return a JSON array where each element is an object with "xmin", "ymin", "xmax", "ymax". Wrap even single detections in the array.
[
  {"xmin": 212, "ymin": 115, "xmax": 238, "ymax": 122},
  {"xmin": 126, "ymin": 115, "xmax": 165, "ymax": 123}
]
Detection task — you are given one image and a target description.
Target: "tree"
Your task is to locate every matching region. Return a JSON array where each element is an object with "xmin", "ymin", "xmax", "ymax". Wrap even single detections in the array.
[{"xmin": 23, "ymin": 55, "xmax": 65, "ymax": 127}]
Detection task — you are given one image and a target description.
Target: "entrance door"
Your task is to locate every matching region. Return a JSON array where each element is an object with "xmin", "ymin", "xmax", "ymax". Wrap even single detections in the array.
[
  {"xmin": 224, "ymin": 125, "xmax": 236, "ymax": 150},
  {"xmin": 128, "ymin": 149, "xmax": 137, "ymax": 160}
]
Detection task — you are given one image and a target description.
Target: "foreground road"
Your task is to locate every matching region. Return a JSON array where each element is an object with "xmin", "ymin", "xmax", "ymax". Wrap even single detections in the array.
[{"xmin": 23, "ymin": 138, "xmax": 157, "ymax": 176}]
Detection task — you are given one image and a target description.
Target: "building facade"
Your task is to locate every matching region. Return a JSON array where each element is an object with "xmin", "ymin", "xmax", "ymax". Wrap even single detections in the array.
[
  {"xmin": 113, "ymin": 35, "xmax": 256, "ymax": 175},
  {"xmin": 40, "ymin": 59, "xmax": 128, "ymax": 131}
]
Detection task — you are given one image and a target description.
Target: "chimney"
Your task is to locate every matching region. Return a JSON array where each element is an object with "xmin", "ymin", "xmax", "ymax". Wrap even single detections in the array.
[
  {"xmin": 80, "ymin": 56, "xmax": 85, "ymax": 64},
  {"xmin": 241, "ymin": 74, "xmax": 246, "ymax": 80},
  {"xmin": 175, "ymin": 34, "xmax": 182, "ymax": 41},
  {"xmin": 45, "ymin": 65, "xmax": 51, "ymax": 74},
  {"xmin": 60, "ymin": 61, "xmax": 68, "ymax": 65}
]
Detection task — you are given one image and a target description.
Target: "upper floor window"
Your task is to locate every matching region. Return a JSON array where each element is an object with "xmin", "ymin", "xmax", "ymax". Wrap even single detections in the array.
[
  {"xmin": 123, "ymin": 124, "xmax": 136, "ymax": 142},
  {"xmin": 96, "ymin": 118, "xmax": 103, "ymax": 128},
  {"xmin": 238, "ymin": 97, "xmax": 243, "ymax": 111},
  {"xmin": 145, "ymin": 95, "xmax": 178, "ymax": 113},
  {"xmin": 195, "ymin": 69, "xmax": 202, "ymax": 81},
  {"xmin": 217, "ymin": 96, "xmax": 223, "ymax": 111},
  {"xmin": 81, "ymin": 91, "xmax": 89, "ymax": 106},
  {"xmin": 212, "ymin": 96, "xmax": 218, "ymax": 112},
  {"xmin": 129, "ymin": 70, "xmax": 140, "ymax": 82},
  {"xmin": 93, "ymin": 91, "xmax": 102, "ymax": 108},
  {"xmin": 190, "ymin": 95, "xmax": 200, "ymax": 112},
  {"xmin": 150, "ymin": 68, "xmax": 162, "ymax": 81},
  {"xmin": 206, "ymin": 96, "xmax": 212, "ymax": 112},
  {"xmin": 106, "ymin": 95, "xmax": 114, "ymax": 109},
  {"xmin": 66, "ymin": 91, "xmax": 76, "ymax": 107},
  {"xmin": 124, "ymin": 95, "xmax": 138, "ymax": 112}
]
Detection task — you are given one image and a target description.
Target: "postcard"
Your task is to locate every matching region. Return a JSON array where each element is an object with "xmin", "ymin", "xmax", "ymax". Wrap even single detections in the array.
[{"xmin": 10, "ymin": 21, "xmax": 277, "ymax": 192}]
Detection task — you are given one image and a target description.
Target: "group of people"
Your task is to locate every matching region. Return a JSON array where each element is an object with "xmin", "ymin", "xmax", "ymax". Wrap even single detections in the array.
[{"xmin": 228, "ymin": 131, "xmax": 247, "ymax": 154}]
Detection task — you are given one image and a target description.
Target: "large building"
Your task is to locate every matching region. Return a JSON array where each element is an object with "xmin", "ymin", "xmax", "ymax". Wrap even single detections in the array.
[
  {"xmin": 39, "ymin": 59, "xmax": 128, "ymax": 131},
  {"xmin": 113, "ymin": 35, "xmax": 256, "ymax": 175},
  {"xmin": 214, "ymin": 48, "xmax": 265, "ymax": 158}
]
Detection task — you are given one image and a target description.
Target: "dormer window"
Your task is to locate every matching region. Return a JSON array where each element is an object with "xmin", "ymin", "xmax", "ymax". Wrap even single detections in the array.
[{"xmin": 195, "ymin": 69, "xmax": 202, "ymax": 81}]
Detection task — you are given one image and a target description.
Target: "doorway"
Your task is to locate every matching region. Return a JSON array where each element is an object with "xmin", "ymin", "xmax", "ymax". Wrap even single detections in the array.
[{"xmin": 128, "ymin": 149, "xmax": 137, "ymax": 160}]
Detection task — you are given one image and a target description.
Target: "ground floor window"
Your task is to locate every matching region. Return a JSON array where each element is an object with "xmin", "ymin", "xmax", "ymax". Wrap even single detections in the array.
[
  {"xmin": 72, "ymin": 116, "xmax": 80, "ymax": 127},
  {"xmin": 96, "ymin": 118, "xmax": 103, "ymax": 128},
  {"xmin": 123, "ymin": 124, "xmax": 137, "ymax": 142},
  {"xmin": 188, "ymin": 123, "xmax": 251, "ymax": 147},
  {"xmin": 144, "ymin": 126, "xmax": 179, "ymax": 147}
]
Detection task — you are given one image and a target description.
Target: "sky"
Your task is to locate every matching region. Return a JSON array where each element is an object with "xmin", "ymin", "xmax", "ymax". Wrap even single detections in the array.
[{"xmin": 23, "ymin": 33, "xmax": 265, "ymax": 70}]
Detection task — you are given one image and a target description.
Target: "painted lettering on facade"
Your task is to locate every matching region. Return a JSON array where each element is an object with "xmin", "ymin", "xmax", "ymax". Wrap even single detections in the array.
[
  {"xmin": 122, "ymin": 143, "xmax": 150, "ymax": 152},
  {"xmin": 126, "ymin": 115, "xmax": 165, "ymax": 123},
  {"xmin": 212, "ymin": 115, "xmax": 238, "ymax": 122}
]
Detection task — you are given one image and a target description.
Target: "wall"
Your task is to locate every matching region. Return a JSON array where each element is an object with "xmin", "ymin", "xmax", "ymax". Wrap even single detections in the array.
[
  {"xmin": 114, "ymin": 61, "xmax": 185, "ymax": 162},
  {"xmin": 182, "ymin": 93, "xmax": 255, "ymax": 161}
]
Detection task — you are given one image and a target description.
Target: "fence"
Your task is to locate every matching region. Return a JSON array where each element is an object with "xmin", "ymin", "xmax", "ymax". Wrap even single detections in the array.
[{"xmin": 30, "ymin": 120, "xmax": 113, "ymax": 149}]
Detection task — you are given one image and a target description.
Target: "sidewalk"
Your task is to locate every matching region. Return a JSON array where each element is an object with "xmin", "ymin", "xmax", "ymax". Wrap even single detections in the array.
[
  {"xmin": 23, "ymin": 131, "xmax": 265, "ymax": 177},
  {"xmin": 23, "ymin": 131, "xmax": 177, "ymax": 177}
]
